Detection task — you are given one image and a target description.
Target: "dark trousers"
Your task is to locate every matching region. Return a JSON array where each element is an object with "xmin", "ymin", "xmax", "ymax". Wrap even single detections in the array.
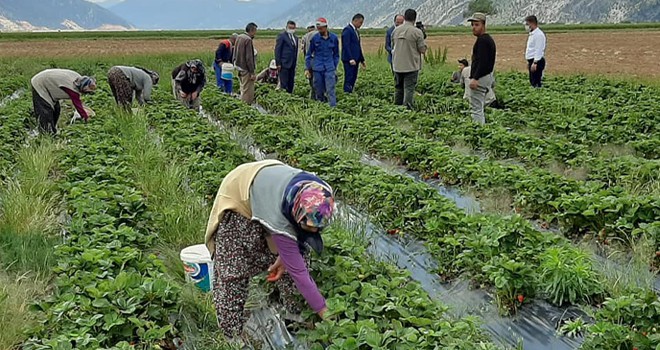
[
  {"xmin": 527, "ymin": 58, "xmax": 545, "ymax": 88},
  {"xmin": 279, "ymin": 67, "xmax": 296, "ymax": 93},
  {"xmin": 394, "ymin": 71, "xmax": 419, "ymax": 109},
  {"xmin": 343, "ymin": 61, "xmax": 358, "ymax": 93},
  {"xmin": 32, "ymin": 87, "xmax": 60, "ymax": 134},
  {"xmin": 308, "ymin": 75, "xmax": 316, "ymax": 100}
]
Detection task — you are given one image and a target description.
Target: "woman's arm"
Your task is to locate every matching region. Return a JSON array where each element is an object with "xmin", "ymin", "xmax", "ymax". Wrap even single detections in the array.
[{"xmin": 271, "ymin": 234, "xmax": 326, "ymax": 313}]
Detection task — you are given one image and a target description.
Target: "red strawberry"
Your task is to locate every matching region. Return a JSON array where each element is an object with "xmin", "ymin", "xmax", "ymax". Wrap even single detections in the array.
[
  {"xmin": 387, "ymin": 229, "xmax": 400, "ymax": 235},
  {"xmin": 433, "ymin": 171, "xmax": 439, "ymax": 179},
  {"xmin": 540, "ymin": 222, "xmax": 550, "ymax": 230},
  {"xmin": 517, "ymin": 295, "xmax": 524, "ymax": 303},
  {"xmin": 266, "ymin": 271, "xmax": 278, "ymax": 282}
]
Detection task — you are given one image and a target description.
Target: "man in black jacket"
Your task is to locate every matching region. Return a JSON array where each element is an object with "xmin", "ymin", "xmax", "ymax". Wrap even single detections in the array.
[{"xmin": 467, "ymin": 12, "xmax": 496, "ymax": 125}]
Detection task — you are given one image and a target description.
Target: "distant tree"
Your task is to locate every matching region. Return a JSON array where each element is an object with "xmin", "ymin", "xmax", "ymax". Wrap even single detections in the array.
[{"xmin": 464, "ymin": 0, "xmax": 498, "ymax": 17}]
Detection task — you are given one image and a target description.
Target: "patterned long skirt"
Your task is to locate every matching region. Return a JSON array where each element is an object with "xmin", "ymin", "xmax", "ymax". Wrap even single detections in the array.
[
  {"xmin": 213, "ymin": 211, "xmax": 305, "ymax": 337},
  {"xmin": 107, "ymin": 67, "xmax": 133, "ymax": 108}
]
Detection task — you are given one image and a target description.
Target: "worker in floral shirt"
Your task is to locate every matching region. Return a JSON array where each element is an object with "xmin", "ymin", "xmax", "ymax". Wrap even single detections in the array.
[{"xmin": 204, "ymin": 160, "xmax": 334, "ymax": 343}]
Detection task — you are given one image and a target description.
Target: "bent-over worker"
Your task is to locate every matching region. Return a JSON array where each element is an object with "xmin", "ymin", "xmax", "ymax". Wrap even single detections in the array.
[
  {"xmin": 172, "ymin": 59, "xmax": 206, "ymax": 110},
  {"xmin": 30, "ymin": 69, "xmax": 96, "ymax": 134},
  {"xmin": 205, "ymin": 160, "xmax": 333, "ymax": 340},
  {"xmin": 107, "ymin": 66, "xmax": 159, "ymax": 108}
]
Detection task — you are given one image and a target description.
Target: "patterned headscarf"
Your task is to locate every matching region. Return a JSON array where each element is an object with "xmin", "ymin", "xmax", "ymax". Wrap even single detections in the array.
[
  {"xmin": 185, "ymin": 59, "xmax": 205, "ymax": 85},
  {"xmin": 281, "ymin": 172, "xmax": 335, "ymax": 253},
  {"xmin": 75, "ymin": 76, "xmax": 96, "ymax": 93},
  {"xmin": 291, "ymin": 182, "xmax": 334, "ymax": 228}
]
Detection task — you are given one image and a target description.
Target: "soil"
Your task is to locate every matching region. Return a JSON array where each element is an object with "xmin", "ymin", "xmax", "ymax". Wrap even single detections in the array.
[{"xmin": 1, "ymin": 30, "xmax": 657, "ymax": 78}]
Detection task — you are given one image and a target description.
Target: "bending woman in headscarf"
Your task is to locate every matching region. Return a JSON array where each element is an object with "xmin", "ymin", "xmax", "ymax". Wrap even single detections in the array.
[
  {"xmin": 205, "ymin": 159, "xmax": 333, "ymax": 342},
  {"xmin": 107, "ymin": 66, "xmax": 160, "ymax": 109},
  {"xmin": 30, "ymin": 69, "xmax": 96, "ymax": 134},
  {"xmin": 171, "ymin": 59, "xmax": 206, "ymax": 110}
]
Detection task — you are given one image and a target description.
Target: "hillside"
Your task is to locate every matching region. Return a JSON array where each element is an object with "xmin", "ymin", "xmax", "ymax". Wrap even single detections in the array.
[
  {"xmin": 0, "ymin": 0, "xmax": 132, "ymax": 31},
  {"xmin": 267, "ymin": 0, "xmax": 660, "ymax": 28},
  {"xmin": 110, "ymin": 0, "xmax": 300, "ymax": 30}
]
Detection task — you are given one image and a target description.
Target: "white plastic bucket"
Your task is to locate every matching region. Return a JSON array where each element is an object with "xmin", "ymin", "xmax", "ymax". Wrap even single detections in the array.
[
  {"xmin": 221, "ymin": 63, "xmax": 234, "ymax": 80},
  {"xmin": 180, "ymin": 244, "xmax": 213, "ymax": 292}
]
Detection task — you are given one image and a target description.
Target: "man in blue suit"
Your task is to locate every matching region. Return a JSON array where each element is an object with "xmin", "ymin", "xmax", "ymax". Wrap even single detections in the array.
[
  {"xmin": 341, "ymin": 13, "xmax": 366, "ymax": 93},
  {"xmin": 275, "ymin": 20, "xmax": 298, "ymax": 93},
  {"xmin": 385, "ymin": 14, "xmax": 404, "ymax": 73}
]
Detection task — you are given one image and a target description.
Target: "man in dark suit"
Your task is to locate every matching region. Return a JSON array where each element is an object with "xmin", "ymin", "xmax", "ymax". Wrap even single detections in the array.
[
  {"xmin": 275, "ymin": 20, "xmax": 299, "ymax": 94},
  {"xmin": 341, "ymin": 13, "xmax": 366, "ymax": 93}
]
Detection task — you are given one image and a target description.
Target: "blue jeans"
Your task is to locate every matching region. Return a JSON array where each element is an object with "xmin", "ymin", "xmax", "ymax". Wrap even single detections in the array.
[
  {"xmin": 214, "ymin": 62, "xmax": 233, "ymax": 94},
  {"xmin": 313, "ymin": 70, "xmax": 336, "ymax": 107}
]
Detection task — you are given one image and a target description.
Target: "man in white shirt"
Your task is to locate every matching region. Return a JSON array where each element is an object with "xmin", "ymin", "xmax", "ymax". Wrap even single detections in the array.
[{"xmin": 524, "ymin": 15, "xmax": 546, "ymax": 88}]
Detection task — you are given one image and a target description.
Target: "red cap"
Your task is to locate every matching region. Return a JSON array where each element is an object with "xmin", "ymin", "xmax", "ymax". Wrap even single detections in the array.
[{"xmin": 315, "ymin": 17, "xmax": 328, "ymax": 27}]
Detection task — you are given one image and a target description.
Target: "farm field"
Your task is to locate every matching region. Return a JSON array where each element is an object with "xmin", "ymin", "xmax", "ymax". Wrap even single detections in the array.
[{"xmin": 0, "ymin": 27, "xmax": 658, "ymax": 350}]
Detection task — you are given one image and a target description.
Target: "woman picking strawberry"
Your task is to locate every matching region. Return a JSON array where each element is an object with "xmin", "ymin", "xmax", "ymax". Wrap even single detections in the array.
[{"xmin": 204, "ymin": 160, "xmax": 334, "ymax": 343}]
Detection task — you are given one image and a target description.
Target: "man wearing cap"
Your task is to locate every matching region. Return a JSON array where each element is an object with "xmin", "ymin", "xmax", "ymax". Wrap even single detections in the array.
[
  {"xmin": 386, "ymin": 14, "xmax": 405, "ymax": 73},
  {"xmin": 30, "ymin": 68, "xmax": 96, "ymax": 134},
  {"xmin": 392, "ymin": 8, "xmax": 427, "ymax": 109},
  {"xmin": 257, "ymin": 59, "xmax": 280, "ymax": 85},
  {"xmin": 305, "ymin": 17, "xmax": 340, "ymax": 107},
  {"xmin": 341, "ymin": 13, "xmax": 366, "ymax": 93},
  {"xmin": 524, "ymin": 15, "xmax": 546, "ymax": 88},
  {"xmin": 302, "ymin": 24, "xmax": 319, "ymax": 99},
  {"xmin": 234, "ymin": 22, "xmax": 258, "ymax": 104},
  {"xmin": 467, "ymin": 12, "xmax": 496, "ymax": 125},
  {"xmin": 275, "ymin": 20, "xmax": 299, "ymax": 94}
]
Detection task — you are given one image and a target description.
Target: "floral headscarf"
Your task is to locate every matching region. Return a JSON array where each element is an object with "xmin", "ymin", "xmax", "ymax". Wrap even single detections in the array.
[{"xmin": 281, "ymin": 172, "xmax": 335, "ymax": 253}]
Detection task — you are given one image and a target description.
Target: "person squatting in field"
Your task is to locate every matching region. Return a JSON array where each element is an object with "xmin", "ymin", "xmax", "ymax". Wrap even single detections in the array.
[
  {"xmin": 305, "ymin": 17, "xmax": 340, "ymax": 107},
  {"xmin": 256, "ymin": 59, "xmax": 281, "ymax": 86},
  {"xmin": 204, "ymin": 160, "xmax": 334, "ymax": 343},
  {"xmin": 171, "ymin": 59, "xmax": 206, "ymax": 110},
  {"xmin": 30, "ymin": 68, "xmax": 96, "ymax": 134},
  {"xmin": 213, "ymin": 33, "xmax": 238, "ymax": 94},
  {"xmin": 451, "ymin": 58, "xmax": 497, "ymax": 106},
  {"xmin": 107, "ymin": 66, "xmax": 160, "ymax": 109}
]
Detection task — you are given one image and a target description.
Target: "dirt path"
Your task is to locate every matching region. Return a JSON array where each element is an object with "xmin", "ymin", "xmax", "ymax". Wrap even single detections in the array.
[{"xmin": 1, "ymin": 30, "xmax": 656, "ymax": 78}]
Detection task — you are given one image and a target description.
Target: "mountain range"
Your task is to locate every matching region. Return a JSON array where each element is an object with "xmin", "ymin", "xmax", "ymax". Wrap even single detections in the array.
[
  {"xmin": 0, "ymin": 0, "xmax": 132, "ymax": 31},
  {"xmin": 1, "ymin": 0, "xmax": 659, "ymax": 31},
  {"xmin": 268, "ymin": 0, "xmax": 660, "ymax": 28}
]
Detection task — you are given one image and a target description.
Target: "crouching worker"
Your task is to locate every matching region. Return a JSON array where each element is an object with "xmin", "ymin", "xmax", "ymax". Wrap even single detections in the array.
[
  {"xmin": 205, "ymin": 160, "xmax": 333, "ymax": 342},
  {"xmin": 107, "ymin": 66, "xmax": 159, "ymax": 109},
  {"xmin": 256, "ymin": 59, "xmax": 281, "ymax": 86},
  {"xmin": 172, "ymin": 59, "xmax": 206, "ymax": 110},
  {"xmin": 30, "ymin": 69, "xmax": 96, "ymax": 134}
]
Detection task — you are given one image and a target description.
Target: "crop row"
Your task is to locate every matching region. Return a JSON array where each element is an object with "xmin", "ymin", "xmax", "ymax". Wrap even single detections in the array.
[
  {"xmin": 23, "ymin": 88, "xmax": 181, "ymax": 349},
  {"xmin": 143, "ymin": 88, "xmax": 500, "ymax": 348},
  {"xmin": 338, "ymin": 92, "xmax": 658, "ymax": 192},
  {"xmin": 416, "ymin": 72, "xmax": 659, "ymax": 147},
  {"xmin": 204, "ymin": 88, "xmax": 660, "ymax": 349},
  {"xmin": 257, "ymin": 86, "xmax": 659, "ymax": 264},
  {"xmin": 203, "ymin": 89, "xmax": 613, "ymax": 313},
  {"xmin": 0, "ymin": 93, "xmax": 31, "ymax": 176}
]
